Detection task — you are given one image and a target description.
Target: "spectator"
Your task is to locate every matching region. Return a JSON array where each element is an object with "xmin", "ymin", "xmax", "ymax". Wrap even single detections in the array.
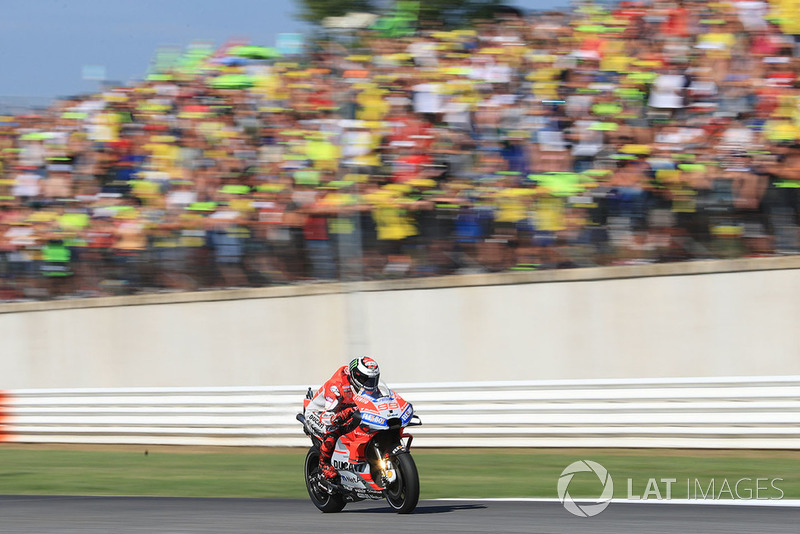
[{"xmin": 2, "ymin": 0, "xmax": 800, "ymax": 300}]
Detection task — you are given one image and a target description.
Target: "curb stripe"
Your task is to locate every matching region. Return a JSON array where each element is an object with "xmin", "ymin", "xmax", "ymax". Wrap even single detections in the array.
[
  {"xmin": 0, "ymin": 391, "xmax": 10, "ymax": 442},
  {"xmin": 434, "ymin": 498, "xmax": 800, "ymax": 507}
]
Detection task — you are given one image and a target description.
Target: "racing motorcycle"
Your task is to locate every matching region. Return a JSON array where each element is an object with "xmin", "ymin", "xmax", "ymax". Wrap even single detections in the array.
[{"xmin": 296, "ymin": 382, "xmax": 422, "ymax": 513}]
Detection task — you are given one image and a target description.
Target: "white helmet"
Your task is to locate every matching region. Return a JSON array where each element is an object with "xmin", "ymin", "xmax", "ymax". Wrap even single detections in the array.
[{"xmin": 348, "ymin": 356, "xmax": 380, "ymax": 392}]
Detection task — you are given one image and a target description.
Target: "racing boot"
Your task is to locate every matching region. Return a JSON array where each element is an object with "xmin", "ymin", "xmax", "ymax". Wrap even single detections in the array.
[
  {"xmin": 319, "ymin": 435, "xmax": 338, "ymax": 480},
  {"xmin": 320, "ymin": 463, "xmax": 338, "ymax": 481}
]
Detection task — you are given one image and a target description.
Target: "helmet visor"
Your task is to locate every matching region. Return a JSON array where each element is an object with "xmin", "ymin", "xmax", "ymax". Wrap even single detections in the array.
[
  {"xmin": 360, "ymin": 374, "xmax": 379, "ymax": 391},
  {"xmin": 353, "ymin": 369, "xmax": 380, "ymax": 392}
]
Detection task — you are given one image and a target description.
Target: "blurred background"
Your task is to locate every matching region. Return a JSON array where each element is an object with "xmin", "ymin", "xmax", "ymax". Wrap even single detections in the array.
[{"xmin": 1, "ymin": 0, "xmax": 799, "ymax": 299}]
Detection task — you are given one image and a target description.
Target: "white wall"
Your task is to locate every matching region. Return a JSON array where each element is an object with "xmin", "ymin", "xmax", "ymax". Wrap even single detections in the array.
[{"xmin": 1, "ymin": 257, "xmax": 799, "ymax": 389}]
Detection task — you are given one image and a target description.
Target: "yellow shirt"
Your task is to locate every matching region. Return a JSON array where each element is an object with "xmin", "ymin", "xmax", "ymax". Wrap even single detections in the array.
[
  {"xmin": 534, "ymin": 196, "xmax": 566, "ymax": 232},
  {"xmin": 494, "ymin": 189, "xmax": 529, "ymax": 223},
  {"xmin": 143, "ymin": 142, "xmax": 179, "ymax": 169},
  {"xmin": 369, "ymin": 195, "xmax": 416, "ymax": 241}
]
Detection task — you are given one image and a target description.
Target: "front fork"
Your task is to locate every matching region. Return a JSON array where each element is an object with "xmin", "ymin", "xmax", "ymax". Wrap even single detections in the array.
[
  {"xmin": 373, "ymin": 431, "xmax": 414, "ymax": 487},
  {"xmin": 372, "ymin": 442, "xmax": 397, "ymax": 485}
]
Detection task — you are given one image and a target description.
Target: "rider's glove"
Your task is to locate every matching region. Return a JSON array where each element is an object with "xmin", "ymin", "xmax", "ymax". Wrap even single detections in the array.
[{"xmin": 331, "ymin": 407, "xmax": 357, "ymax": 427}]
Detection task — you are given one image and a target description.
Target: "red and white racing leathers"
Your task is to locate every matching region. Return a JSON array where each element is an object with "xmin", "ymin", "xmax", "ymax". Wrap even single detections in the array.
[{"xmin": 305, "ymin": 366, "xmax": 360, "ymax": 478}]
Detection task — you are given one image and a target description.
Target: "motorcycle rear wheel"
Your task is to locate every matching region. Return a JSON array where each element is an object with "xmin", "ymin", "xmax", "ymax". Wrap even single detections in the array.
[
  {"xmin": 384, "ymin": 452, "xmax": 420, "ymax": 514},
  {"xmin": 304, "ymin": 447, "xmax": 346, "ymax": 513}
]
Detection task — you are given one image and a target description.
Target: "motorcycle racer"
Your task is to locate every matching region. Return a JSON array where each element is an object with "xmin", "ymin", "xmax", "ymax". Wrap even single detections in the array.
[{"xmin": 305, "ymin": 356, "xmax": 381, "ymax": 480}]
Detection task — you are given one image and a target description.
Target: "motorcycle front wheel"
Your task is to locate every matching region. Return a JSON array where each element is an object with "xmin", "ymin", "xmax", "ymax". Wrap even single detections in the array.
[
  {"xmin": 304, "ymin": 447, "xmax": 346, "ymax": 513},
  {"xmin": 384, "ymin": 452, "xmax": 420, "ymax": 514}
]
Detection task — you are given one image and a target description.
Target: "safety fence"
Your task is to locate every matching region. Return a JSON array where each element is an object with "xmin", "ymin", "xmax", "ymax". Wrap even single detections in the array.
[{"xmin": 0, "ymin": 376, "xmax": 798, "ymax": 449}]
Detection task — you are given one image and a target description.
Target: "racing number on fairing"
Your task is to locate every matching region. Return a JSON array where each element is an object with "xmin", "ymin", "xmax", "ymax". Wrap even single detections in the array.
[{"xmin": 376, "ymin": 402, "xmax": 399, "ymax": 410}]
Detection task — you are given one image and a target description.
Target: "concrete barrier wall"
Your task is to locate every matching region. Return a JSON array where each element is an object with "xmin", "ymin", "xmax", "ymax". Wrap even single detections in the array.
[{"xmin": 1, "ymin": 257, "xmax": 799, "ymax": 389}]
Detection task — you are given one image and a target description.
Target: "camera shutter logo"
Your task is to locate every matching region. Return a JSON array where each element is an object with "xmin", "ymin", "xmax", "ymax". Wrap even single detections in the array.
[{"xmin": 557, "ymin": 460, "xmax": 614, "ymax": 517}]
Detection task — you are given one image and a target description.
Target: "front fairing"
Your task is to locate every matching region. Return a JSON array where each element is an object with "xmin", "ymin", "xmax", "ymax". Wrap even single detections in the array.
[
  {"xmin": 354, "ymin": 382, "xmax": 412, "ymax": 431},
  {"xmin": 338, "ymin": 382, "xmax": 413, "ymax": 465}
]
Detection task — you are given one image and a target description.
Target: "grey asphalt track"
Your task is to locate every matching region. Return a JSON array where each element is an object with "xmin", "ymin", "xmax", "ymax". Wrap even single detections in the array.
[{"xmin": 0, "ymin": 496, "xmax": 798, "ymax": 534}]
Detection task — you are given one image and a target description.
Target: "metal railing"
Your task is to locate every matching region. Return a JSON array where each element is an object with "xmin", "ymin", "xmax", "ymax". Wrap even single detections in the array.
[{"xmin": 3, "ymin": 376, "xmax": 799, "ymax": 449}]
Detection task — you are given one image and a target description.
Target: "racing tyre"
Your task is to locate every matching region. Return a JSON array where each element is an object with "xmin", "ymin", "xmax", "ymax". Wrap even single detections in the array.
[
  {"xmin": 304, "ymin": 447, "xmax": 346, "ymax": 513},
  {"xmin": 385, "ymin": 452, "xmax": 420, "ymax": 514}
]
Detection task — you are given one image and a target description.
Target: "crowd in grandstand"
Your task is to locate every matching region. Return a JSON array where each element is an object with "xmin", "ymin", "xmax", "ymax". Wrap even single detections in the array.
[{"xmin": 1, "ymin": 0, "xmax": 800, "ymax": 299}]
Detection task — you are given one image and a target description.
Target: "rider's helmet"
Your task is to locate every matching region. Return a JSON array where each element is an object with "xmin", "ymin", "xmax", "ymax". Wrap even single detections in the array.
[{"xmin": 347, "ymin": 357, "xmax": 380, "ymax": 393}]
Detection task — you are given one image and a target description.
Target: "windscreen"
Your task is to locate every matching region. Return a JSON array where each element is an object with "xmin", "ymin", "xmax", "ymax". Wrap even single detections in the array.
[{"xmin": 362, "ymin": 381, "xmax": 392, "ymax": 399}]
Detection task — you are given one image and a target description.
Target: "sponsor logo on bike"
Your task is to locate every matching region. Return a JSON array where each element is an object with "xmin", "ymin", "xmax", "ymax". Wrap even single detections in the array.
[
  {"xmin": 333, "ymin": 459, "xmax": 352, "ymax": 470},
  {"xmin": 361, "ymin": 412, "xmax": 386, "ymax": 426}
]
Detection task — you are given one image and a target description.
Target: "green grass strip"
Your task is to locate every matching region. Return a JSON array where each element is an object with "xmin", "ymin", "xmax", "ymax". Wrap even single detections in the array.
[{"xmin": 0, "ymin": 446, "xmax": 797, "ymax": 500}]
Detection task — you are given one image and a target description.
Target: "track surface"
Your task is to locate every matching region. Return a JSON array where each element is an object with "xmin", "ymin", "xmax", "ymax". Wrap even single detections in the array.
[{"xmin": 0, "ymin": 496, "xmax": 798, "ymax": 534}]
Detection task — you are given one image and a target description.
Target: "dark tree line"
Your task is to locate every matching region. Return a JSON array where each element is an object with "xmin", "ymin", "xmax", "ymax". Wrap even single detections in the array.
[{"xmin": 295, "ymin": 0, "xmax": 509, "ymax": 28}]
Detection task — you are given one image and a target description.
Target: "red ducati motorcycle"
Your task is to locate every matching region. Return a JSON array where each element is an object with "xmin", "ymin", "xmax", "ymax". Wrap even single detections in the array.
[{"xmin": 297, "ymin": 382, "xmax": 421, "ymax": 513}]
